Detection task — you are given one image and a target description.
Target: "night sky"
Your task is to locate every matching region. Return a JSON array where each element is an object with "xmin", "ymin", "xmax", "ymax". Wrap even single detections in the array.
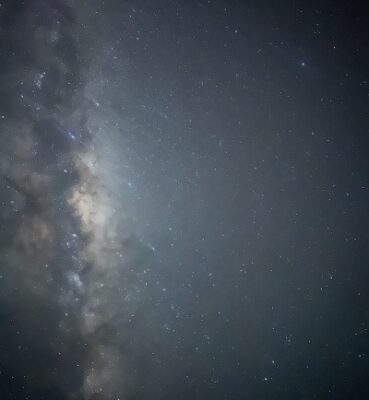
[{"xmin": 0, "ymin": 1, "xmax": 369, "ymax": 399}]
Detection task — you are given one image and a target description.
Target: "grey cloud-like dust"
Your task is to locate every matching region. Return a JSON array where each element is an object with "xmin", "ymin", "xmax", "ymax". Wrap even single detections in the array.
[{"xmin": 0, "ymin": 1, "xmax": 154, "ymax": 399}]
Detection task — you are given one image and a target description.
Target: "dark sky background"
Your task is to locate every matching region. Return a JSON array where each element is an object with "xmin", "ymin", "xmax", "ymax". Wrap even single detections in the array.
[{"xmin": 0, "ymin": 1, "xmax": 368, "ymax": 399}]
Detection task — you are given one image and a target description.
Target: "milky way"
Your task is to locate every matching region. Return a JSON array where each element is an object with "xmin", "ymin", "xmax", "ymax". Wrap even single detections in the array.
[
  {"xmin": 0, "ymin": 1, "xmax": 151, "ymax": 398},
  {"xmin": 1, "ymin": 1, "xmax": 369, "ymax": 399}
]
